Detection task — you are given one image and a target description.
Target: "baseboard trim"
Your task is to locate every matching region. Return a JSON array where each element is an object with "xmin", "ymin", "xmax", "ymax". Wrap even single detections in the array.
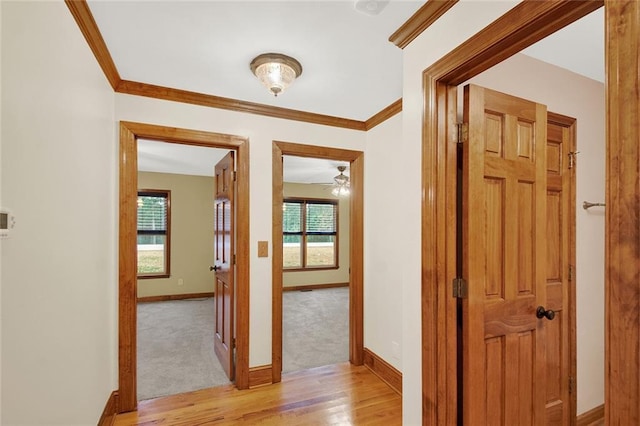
[
  {"xmin": 363, "ymin": 348, "xmax": 402, "ymax": 395},
  {"xmin": 98, "ymin": 390, "xmax": 119, "ymax": 426},
  {"xmin": 137, "ymin": 292, "xmax": 215, "ymax": 303},
  {"xmin": 283, "ymin": 282, "xmax": 349, "ymax": 292},
  {"xmin": 576, "ymin": 404, "xmax": 604, "ymax": 425},
  {"xmin": 248, "ymin": 365, "xmax": 273, "ymax": 388}
]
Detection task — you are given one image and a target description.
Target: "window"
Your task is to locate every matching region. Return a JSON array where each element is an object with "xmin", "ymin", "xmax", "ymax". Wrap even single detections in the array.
[
  {"xmin": 283, "ymin": 198, "xmax": 338, "ymax": 270},
  {"xmin": 137, "ymin": 189, "xmax": 171, "ymax": 278}
]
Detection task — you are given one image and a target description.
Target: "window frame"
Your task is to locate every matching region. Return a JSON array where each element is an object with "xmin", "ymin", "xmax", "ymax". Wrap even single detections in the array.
[
  {"xmin": 137, "ymin": 189, "xmax": 171, "ymax": 279},
  {"xmin": 283, "ymin": 197, "xmax": 339, "ymax": 271}
]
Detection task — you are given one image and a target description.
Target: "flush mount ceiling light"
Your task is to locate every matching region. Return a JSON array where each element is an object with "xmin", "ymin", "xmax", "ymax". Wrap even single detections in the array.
[
  {"xmin": 250, "ymin": 53, "xmax": 303, "ymax": 97},
  {"xmin": 332, "ymin": 165, "xmax": 350, "ymax": 197}
]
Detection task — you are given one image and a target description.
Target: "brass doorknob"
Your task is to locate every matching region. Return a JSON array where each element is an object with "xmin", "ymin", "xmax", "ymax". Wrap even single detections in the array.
[
  {"xmin": 536, "ymin": 306, "xmax": 555, "ymax": 320},
  {"xmin": 209, "ymin": 265, "xmax": 219, "ymax": 272}
]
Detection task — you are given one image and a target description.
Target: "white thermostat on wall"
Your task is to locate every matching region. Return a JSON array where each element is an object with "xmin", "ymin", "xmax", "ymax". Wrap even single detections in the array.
[{"xmin": 0, "ymin": 209, "xmax": 15, "ymax": 239}]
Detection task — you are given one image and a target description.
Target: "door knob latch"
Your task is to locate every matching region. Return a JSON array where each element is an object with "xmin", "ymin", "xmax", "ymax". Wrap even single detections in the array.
[{"xmin": 536, "ymin": 306, "xmax": 555, "ymax": 320}]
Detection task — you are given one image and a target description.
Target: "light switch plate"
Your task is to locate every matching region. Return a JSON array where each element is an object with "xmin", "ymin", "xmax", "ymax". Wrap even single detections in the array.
[{"xmin": 257, "ymin": 241, "xmax": 269, "ymax": 257}]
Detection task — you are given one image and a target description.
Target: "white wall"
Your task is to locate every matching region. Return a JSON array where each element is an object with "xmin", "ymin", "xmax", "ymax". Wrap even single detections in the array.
[
  {"xmin": 1, "ymin": 2, "xmax": 116, "ymax": 425},
  {"xmin": 364, "ymin": 113, "xmax": 403, "ymax": 370},
  {"xmin": 115, "ymin": 93, "xmax": 366, "ymax": 366},
  {"xmin": 467, "ymin": 53, "xmax": 605, "ymax": 414},
  {"xmin": 401, "ymin": 2, "xmax": 519, "ymax": 423}
]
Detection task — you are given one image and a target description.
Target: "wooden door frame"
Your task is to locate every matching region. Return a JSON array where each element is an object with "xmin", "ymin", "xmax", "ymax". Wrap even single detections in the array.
[
  {"xmin": 419, "ymin": 1, "xmax": 620, "ymax": 424},
  {"xmin": 118, "ymin": 121, "xmax": 251, "ymax": 413},
  {"xmin": 272, "ymin": 141, "xmax": 364, "ymax": 383}
]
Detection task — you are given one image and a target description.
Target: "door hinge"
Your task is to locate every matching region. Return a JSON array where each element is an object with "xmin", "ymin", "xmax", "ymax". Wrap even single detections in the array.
[
  {"xmin": 452, "ymin": 277, "xmax": 468, "ymax": 298},
  {"xmin": 457, "ymin": 123, "xmax": 469, "ymax": 144},
  {"xmin": 569, "ymin": 376, "xmax": 575, "ymax": 394},
  {"xmin": 233, "ymin": 170, "xmax": 237, "ymax": 182},
  {"xmin": 232, "ymin": 338, "xmax": 236, "ymax": 349},
  {"xmin": 233, "ymin": 254, "xmax": 236, "ymax": 265},
  {"xmin": 568, "ymin": 265, "xmax": 574, "ymax": 282}
]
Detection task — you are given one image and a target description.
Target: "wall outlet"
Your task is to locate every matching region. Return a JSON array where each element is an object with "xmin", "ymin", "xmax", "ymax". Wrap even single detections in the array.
[{"xmin": 178, "ymin": 278, "xmax": 184, "ymax": 286}]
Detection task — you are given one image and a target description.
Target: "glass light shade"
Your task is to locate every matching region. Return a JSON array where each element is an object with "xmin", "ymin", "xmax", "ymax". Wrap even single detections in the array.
[
  {"xmin": 332, "ymin": 185, "xmax": 350, "ymax": 197},
  {"xmin": 250, "ymin": 53, "xmax": 302, "ymax": 97},
  {"xmin": 332, "ymin": 168, "xmax": 350, "ymax": 196}
]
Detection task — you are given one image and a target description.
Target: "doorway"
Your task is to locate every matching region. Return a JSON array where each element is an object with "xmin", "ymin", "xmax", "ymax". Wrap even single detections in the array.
[
  {"xmin": 280, "ymin": 156, "xmax": 351, "ymax": 373},
  {"xmin": 135, "ymin": 140, "xmax": 234, "ymax": 401},
  {"xmin": 419, "ymin": 1, "xmax": 619, "ymax": 424},
  {"xmin": 272, "ymin": 141, "xmax": 364, "ymax": 384},
  {"xmin": 118, "ymin": 121, "xmax": 250, "ymax": 413}
]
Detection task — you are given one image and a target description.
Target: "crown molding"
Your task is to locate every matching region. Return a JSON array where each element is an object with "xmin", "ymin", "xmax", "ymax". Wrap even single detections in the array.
[
  {"xmin": 65, "ymin": 0, "xmax": 121, "ymax": 89},
  {"xmin": 389, "ymin": 0, "xmax": 459, "ymax": 49},
  {"xmin": 66, "ymin": 0, "xmax": 401, "ymax": 131},
  {"xmin": 116, "ymin": 80, "xmax": 367, "ymax": 131},
  {"xmin": 365, "ymin": 99, "xmax": 402, "ymax": 130}
]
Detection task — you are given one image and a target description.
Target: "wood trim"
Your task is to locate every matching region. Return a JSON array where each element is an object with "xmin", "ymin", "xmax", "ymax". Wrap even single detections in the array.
[
  {"xmin": 64, "ymin": 0, "xmax": 120, "ymax": 90},
  {"xmin": 248, "ymin": 365, "xmax": 273, "ymax": 388},
  {"xmin": 363, "ymin": 348, "xmax": 402, "ymax": 395},
  {"xmin": 118, "ymin": 123, "xmax": 138, "ymax": 412},
  {"xmin": 119, "ymin": 122, "xmax": 251, "ymax": 413},
  {"xmin": 605, "ymin": 2, "xmax": 640, "ymax": 424},
  {"xmin": 272, "ymin": 141, "xmax": 364, "ymax": 384},
  {"xmin": 365, "ymin": 99, "xmax": 402, "ymax": 130},
  {"xmin": 389, "ymin": 0, "xmax": 459, "ymax": 49},
  {"xmin": 420, "ymin": 1, "xmax": 604, "ymax": 424},
  {"xmin": 116, "ymin": 80, "xmax": 366, "ymax": 131},
  {"xmin": 548, "ymin": 111, "xmax": 578, "ymax": 423},
  {"xmin": 282, "ymin": 282, "xmax": 349, "ymax": 292},
  {"xmin": 98, "ymin": 391, "xmax": 119, "ymax": 426},
  {"xmin": 137, "ymin": 292, "xmax": 215, "ymax": 303},
  {"xmin": 432, "ymin": 1, "xmax": 604, "ymax": 86},
  {"xmin": 577, "ymin": 404, "xmax": 605, "ymax": 426}
]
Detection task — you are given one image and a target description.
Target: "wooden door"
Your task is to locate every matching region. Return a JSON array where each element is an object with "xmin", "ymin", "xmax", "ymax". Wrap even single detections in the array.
[
  {"xmin": 214, "ymin": 151, "xmax": 235, "ymax": 381},
  {"xmin": 544, "ymin": 113, "xmax": 576, "ymax": 424},
  {"xmin": 462, "ymin": 84, "xmax": 548, "ymax": 424}
]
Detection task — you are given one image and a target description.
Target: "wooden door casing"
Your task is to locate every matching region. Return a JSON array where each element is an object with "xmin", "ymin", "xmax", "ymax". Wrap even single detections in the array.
[
  {"xmin": 462, "ymin": 84, "xmax": 548, "ymax": 425},
  {"xmin": 214, "ymin": 151, "xmax": 235, "ymax": 381}
]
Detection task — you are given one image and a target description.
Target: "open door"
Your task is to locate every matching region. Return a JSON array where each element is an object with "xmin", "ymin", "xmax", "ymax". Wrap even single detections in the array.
[
  {"xmin": 213, "ymin": 151, "xmax": 235, "ymax": 381},
  {"xmin": 462, "ymin": 84, "xmax": 548, "ymax": 424}
]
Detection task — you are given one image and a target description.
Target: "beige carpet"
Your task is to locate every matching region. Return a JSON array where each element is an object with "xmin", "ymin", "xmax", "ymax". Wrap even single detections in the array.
[{"xmin": 137, "ymin": 287, "xmax": 349, "ymax": 401}]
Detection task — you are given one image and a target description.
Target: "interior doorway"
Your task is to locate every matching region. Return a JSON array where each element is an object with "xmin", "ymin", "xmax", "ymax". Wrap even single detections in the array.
[
  {"xmin": 272, "ymin": 141, "xmax": 364, "ymax": 384},
  {"xmin": 118, "ymin": 121, "xmax": 250, "ymax": 413},
  {"xmin": 280, "ymin": 155, "xmax": 351, "ymax": 373},
  {"xmin": 134, "ymin": 140, "xmax": 235, "ymax": 401},
  {"xmin": 419, "ymin": 2, "xmax": 616, "ymax": 424}
]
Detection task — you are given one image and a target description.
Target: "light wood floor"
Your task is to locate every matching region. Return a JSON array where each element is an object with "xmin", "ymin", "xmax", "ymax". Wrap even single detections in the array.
[{"xmin": 113, "ymin": 363, "xmax": 402, "ymax": 425}]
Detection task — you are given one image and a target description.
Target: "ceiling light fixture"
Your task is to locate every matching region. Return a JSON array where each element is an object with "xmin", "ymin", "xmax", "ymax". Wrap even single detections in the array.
[
  {"xmin": 250, "ymin": 53, "xmax": 302, "ymax": 97},
  {"xmin": 332, "ymin": 166, "xmax": 350, "ymax": 197}
]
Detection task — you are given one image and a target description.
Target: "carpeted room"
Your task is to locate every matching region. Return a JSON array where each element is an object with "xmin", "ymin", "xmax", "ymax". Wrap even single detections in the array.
[{"xmin": 136, "ymin": 152, "xmax": 351, "ymax": 401}]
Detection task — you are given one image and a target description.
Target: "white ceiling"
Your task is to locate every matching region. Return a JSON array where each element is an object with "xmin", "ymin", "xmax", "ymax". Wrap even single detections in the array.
[{"xmin": 105, "ymin": 1, "xmax": 603, "ymax": 181}]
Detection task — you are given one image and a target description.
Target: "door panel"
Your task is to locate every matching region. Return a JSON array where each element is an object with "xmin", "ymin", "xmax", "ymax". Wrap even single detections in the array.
[
  {"xmin": 544, "ymin": 116, "xmax": 574, "ymax": 425},
  {"xmin": 214, "ymin": 151, "xmax": 235, "ymax": 381},
  {"xmin": 462, "ymin": 84, "xmax": 547, "ymax": 425}
]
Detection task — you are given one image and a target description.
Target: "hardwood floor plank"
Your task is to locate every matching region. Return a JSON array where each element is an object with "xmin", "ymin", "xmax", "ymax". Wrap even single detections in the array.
[{"xmin": 114, "ymin": 363, "xmax": 401, "ymax": 425}]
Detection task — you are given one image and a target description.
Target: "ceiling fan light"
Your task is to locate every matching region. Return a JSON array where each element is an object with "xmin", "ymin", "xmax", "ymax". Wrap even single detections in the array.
[
  {"xmin": 250, "ymin": 53, "xmax": 302, "ymax": 97},
  {"xmin": 332, "ymin": 185, "xmax": 350, "ymax": 197},
  {"xmin": 331, "ymin": 165, "xmax": 350, "ymax": 197}
]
